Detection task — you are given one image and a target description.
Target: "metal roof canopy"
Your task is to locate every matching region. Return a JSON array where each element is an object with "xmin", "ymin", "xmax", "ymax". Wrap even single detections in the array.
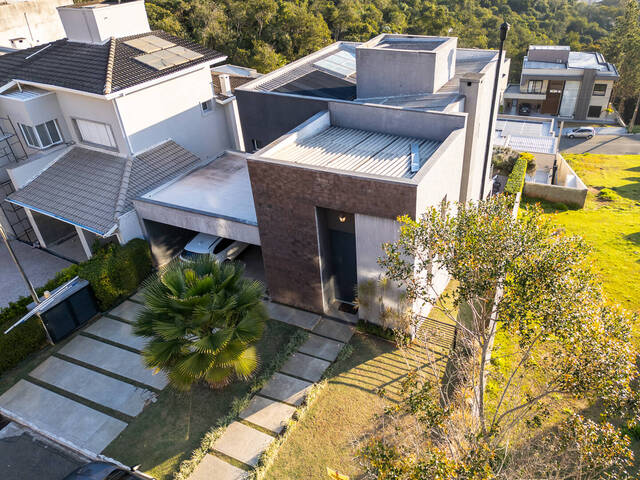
[{"xmin": 3, "ymin": 277, "xmax": 86, "ymax": 334}]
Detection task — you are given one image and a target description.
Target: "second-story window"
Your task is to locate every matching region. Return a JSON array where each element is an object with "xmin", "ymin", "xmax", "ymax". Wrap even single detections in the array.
[
  {"xmin": 73, "ymin": 119, "xmax": 117, "ymax": 150},
  {"xmin": 592, "ymin": 83, "xmax": 607, "ymax": 96},
  {"xmin": 527, "ymin": 80, "xmax": 543, "ymax": 94},
  {"xmin": 19, "ymin": 120, "xmax": 62, "ymax": 149}
]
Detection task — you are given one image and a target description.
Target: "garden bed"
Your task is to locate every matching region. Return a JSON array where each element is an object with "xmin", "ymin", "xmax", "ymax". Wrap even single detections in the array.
[{"xmin": 102, "ymin": 319, "xmax": 299, "ymax": 480}]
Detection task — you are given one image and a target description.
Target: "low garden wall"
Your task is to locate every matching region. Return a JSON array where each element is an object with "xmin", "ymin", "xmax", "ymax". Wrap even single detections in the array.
[
  {"xmin": 0, "ymin": 238, "xmax": 152, "ymax": 375},
  {"xmin": 523, "ymin": 155, "xmax": 588, "ymax": 208}
]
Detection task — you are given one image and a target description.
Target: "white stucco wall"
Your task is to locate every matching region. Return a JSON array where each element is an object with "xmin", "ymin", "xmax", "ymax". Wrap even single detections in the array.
[
  {"xmin": 114, "ymin": 67, "xmax": 233, "ymax": 159},
  {"xmin": 0, "ymin": 0, "xmax": 71, "ymax": 50},
  {"xmin": 117, "ymin": 210, "xmax": 144, "ymax": 243},
  {"xmin": 0, "ymin": 91, "xmax": 72, "ymax": 155},
  {"xmin": 354, "ymin": 213, "xmax": 404, "ymax": 326},
  {"xmin": 55, "ymin": 91, "xmax": 129, "ymax": 154}
]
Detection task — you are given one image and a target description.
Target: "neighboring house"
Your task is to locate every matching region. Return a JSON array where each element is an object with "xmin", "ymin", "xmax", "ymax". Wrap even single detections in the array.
[
  {"xmin": 133, "ymin": 34, "xmax": 507, "ymax": 324},
  {"xmin": 503, "ymin": 45, "xmax": 619, "ymax": 120},
  {"xmin": 0, "ymin": 0, "xmax": 237, "ymax": 261},
  {"xmin": 234, "ymin": 34, "xmax": 510, "ymax": 203},
  {"xmin": 0, "ymin": 0, "xmax": 72, "ymax": 50}
]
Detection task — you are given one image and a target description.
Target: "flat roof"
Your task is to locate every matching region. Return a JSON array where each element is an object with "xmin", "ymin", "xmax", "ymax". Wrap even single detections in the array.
[
  {"xmin": 264, "ymin": 126, "xmax": 442, "ymax": 179},
  {"xmin": 494, "ymin": 118, "xmax": 557, "ymax": 155},
  {"xmin": 140, "ymin": 151, "xmax": 257, "ymax": 225},
  {"xmin": 243, "ymin": 42, "xmax": 498, "ymax": 110}
]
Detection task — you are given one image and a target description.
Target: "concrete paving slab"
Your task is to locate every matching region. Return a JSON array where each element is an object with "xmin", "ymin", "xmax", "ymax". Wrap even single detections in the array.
[
  {"xmin": 239, "ymin": 395, "xmax": 296, "ymax": 434},
  {"xmin": 280, "ymin": 352, "xmax": 330, "ymax": 383},
  {"xmin": 258, "ymin": 373, "xmax": 312, "ymax": 406},
  {"xmin": 58, "ymin": 336, "xmax": 168, "ymax": 390},
  {"xmin": 29, "ymin": 357, "xmax": 155, "ymax": 417},
  {"xmin": 130, "ymin": 290, "xmax": 145, "ymax": 303},
  {"xmin": 213, "ymin": 421, "xmax": 273, "ymax": 467},
  {"xmin": 266, "ymin": 302, "xmax": 321, "ymax": 330},
  {"xmin": 298, "ymin": 333, "xmax": 344, "ymax": 361},
  {"xmin": 84, "ymin": 317, "xmax": 147, "ymax": 351},
  {"xmin": 108, "ymin": 301, "xmax": 145, "ymax": 323},
  {"xmin": 190, "ymin": 454, "xmax": 248, "ymax": 480},
  {"xmin": 0, "ymin": 380, "xmax": 127, "ymax": 454},
  {"xmin": 312, "ymin": 317, "xmax": 355, "ymax": 343}
]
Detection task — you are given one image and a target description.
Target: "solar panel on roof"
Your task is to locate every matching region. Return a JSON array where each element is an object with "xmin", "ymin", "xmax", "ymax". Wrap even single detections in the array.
[
  {"xmin": 124, "ymin": 35, "xmax": 176, "ymax": 53},
  {"xmin": 134, "ymin": 44, "xmax": 203, "ymax": 71},
  {"xmin": 313, "ymin": 50, "xmax": 356, "ymax": 78}
]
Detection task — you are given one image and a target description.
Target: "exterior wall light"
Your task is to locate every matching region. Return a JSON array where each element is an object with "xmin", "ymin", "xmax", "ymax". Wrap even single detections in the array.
[{"xmin": 338, "ymin": 214, "xmax": 347, "ymax": 223}]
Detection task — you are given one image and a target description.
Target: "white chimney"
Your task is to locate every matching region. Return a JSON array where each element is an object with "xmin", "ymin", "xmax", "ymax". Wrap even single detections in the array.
[
  {"xmin": 57, "ymin": 0, "xmax": 150, "ymax": 44},
  {"xmin": 219, "ymin": 74, "xmax": 232, "ymax": 96}
]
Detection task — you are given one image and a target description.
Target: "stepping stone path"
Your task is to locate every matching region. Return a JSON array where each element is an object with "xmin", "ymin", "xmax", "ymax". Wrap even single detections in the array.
[
  {"xmin": 0, "ymin": 295, "xmax": 167, "ymax": 456},
  {"xmin": 193, "ymin": 302, "xmax": 355, "ymax": 480}
]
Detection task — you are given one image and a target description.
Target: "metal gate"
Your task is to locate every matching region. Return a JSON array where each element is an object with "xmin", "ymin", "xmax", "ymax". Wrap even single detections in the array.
[{"xmin": 1, "ymin": 180, "xmax": 37, "ymax": 243}]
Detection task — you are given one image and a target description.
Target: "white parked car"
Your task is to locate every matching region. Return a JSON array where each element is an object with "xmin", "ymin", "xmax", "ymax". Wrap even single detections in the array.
[
  {"xmin": 179, "ymin": 233, "xmax": 248, "ymax": 263},
  {"xmin": 565, "ymin": 127, "xmax": 595, "ymax": 139}
]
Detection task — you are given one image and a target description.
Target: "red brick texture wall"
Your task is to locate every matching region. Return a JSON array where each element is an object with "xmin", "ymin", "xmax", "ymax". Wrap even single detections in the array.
[{"xmin": 248, "ymin": 159, "xmax": 417, "ymax": 313}]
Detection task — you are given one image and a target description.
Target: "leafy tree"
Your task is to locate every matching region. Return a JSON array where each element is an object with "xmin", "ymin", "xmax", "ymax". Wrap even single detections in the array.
[
  {"xmin": 364, "ymin": 195, "xmax": 639, "ymax": 478},
  {"xmin": 134, "ymin": 258, "xmax": 267, "ymax": 390}
]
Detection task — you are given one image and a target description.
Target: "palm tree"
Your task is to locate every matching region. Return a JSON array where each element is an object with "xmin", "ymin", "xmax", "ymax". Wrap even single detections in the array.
[{"xmin": 134, "ymin": 257, "xmax": 266, "ymax": 390}]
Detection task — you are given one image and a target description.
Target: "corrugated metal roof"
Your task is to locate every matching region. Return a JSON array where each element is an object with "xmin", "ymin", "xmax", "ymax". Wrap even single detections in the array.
[{"xmin": 266, "ymin": 126, "xmax": 441, "ymax": 178}]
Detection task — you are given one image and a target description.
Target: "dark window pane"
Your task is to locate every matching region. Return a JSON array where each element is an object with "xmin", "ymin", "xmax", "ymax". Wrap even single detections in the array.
[
  {"xmin": 46, "ymin": 120, "xmax": 61, "ymax": 143},
  {"xmin": 36, "ymin": 123, "xmax": 52, "ymax": 147}
]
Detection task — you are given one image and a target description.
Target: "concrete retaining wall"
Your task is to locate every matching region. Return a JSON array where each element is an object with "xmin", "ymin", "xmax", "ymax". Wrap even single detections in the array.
[{"xmin": 524, "ymin": 154, "xmax": 588, "ymax": 208}]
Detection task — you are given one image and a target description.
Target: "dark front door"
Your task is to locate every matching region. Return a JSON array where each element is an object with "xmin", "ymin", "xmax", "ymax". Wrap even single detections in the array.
[
  {"xmin": 541, "ymin": 80, "xmax": 564, "ymax": 115},
  {"xmin": 329, "ymin": 229, "xmax": 357, "ymax": 304}
]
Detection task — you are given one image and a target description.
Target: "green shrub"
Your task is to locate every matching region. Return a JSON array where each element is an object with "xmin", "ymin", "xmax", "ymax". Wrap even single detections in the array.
[
  {"xmin": 0, "ymin": 239, "xmax": 151, "ymax": 374},
  {"xmin": 78, "ymin": 238, "xmax": 152, "ymax": 310},
  {"xmin": 552, "ymin": 202, "xmax": 569, "ymax": 211},
  {"xmin": 357, "ymin": 319, "xmax": 411, "ymax": 344},
  {"xmin": 492, "ymin": 148, "xmax": 536, "ymax": 175},
  {"xmin": 504, "ymin": 154, "xmax": 528, "ymax": 195},
  {"xmin": 0, "ymin": 263, "xmax": 79, "ymax": 375},
  {"xmin": 597, "ymin": 188, "xmax": 619, "ymax": 202}
]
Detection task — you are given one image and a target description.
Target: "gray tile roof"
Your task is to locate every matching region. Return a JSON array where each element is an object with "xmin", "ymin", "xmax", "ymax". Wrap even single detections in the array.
[
  {"xmin": 0, "ymin": 31, "xmax": 225, "ymax": 95},
  {"xmin": 7, "ymin": 141, "xmax": 200, "ymax": 235}
]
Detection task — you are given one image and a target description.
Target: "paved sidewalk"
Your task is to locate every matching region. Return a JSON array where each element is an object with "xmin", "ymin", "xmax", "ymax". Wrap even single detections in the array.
[{"xmin": 189, "ymin": 302, "xmax": 354, "ymax": 480}]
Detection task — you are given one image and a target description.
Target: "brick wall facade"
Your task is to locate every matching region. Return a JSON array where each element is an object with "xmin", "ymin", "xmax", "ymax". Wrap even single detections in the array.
[{"xmin": 248, "ymin": 159, "xmax": 417, "ymax": 313}]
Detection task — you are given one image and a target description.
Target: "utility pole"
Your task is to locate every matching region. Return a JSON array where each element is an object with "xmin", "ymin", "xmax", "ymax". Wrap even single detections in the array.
[
  {"xmin": 480, "ymin": 21, "xmax": 510, "ymax": 199},
  {"xmin": 0, "ymin": 225, "xmax": 53, "ymax": 344}
]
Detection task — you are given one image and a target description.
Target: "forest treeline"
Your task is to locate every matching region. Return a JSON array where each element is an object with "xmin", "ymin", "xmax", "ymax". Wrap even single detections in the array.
[{"xmin": 143, "ymin": 0, "xmax": 625, "ymax": 78}]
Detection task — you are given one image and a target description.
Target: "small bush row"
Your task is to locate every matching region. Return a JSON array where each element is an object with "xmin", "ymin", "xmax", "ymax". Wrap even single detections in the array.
[
  {"xmin": 504, "ymin": 154, "xmax": 528, "ymax": 195},
  {"xmin": 0, "ymin": 239, "xmax": 152, "ymax": 374}
]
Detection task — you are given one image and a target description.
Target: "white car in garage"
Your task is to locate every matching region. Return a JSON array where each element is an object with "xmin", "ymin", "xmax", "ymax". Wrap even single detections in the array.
[{"xmin": 179, "ymin": 233, "xmax": 248, "ymax": 263}]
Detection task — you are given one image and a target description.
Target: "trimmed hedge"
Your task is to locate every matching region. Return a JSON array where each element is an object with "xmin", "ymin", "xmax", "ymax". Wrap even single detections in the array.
[
  {"xmin": 0, "ymin": 239, "xmax": 152, "ymax": 374},
  {"xmin": 78, "ymin": 238, "xmax": 152, "ymax": 311},
  {"xmin": 504, "ymin": 154, "xmax": 528, "ymax": 195}
]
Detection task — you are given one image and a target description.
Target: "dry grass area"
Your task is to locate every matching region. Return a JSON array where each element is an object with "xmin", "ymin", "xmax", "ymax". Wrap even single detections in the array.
[{"xmin": 262, "ymin": 286, "xmax": 458, "ymax": 480}]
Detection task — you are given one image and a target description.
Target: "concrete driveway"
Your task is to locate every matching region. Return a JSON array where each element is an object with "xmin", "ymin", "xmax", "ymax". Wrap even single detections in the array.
[
  {"xmin": 560, "ymin": 134, "xmax": 640, "ymax": 155},
  {"xmin": 0, "ymin": 240, "xmax": 71, "ymax": 308}
]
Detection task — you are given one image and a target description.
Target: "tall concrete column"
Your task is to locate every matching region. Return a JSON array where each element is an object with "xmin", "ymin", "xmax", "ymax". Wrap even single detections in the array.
[{"xmin": 75, "ymin": 225, "xmax": 92, "ymax": 260}]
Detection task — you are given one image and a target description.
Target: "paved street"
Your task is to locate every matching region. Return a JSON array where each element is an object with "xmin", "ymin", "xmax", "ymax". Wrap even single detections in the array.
[
  {"xmin": 0, "ymin": 422, "xmax": 86, "ymax": 480},
  {"xmin": 559, "ymin": 134, "xmax": 640, "ymax": 154},
  {"xmin": 0, "ymin": 240, "xmax": 71, "ymax": 308}
]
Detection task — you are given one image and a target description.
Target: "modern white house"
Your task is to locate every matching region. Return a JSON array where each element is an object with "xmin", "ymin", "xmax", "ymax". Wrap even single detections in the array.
[
  {"xmin": 0, "ymin": 0, "xmax": 239, "ymax": 261},
  {"xmin": 502, "ymin": 45, "xmax": 619, "ymax": 121}
]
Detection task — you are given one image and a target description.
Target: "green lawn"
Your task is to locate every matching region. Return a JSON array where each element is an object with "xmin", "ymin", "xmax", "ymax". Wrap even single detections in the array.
[
  {"xmin": 102, "ymin": 319, "xmax": 298, "ymax": 480},
  {"xmin": 522, "ymin": 153, "xmax": 640, "ymax": 313},
  {"xmin": 263, "ymin": 284, "xmax": 459, "ymax": 479}
]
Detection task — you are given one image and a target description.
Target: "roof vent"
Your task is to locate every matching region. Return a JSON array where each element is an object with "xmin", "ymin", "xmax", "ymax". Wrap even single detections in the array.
[{"xmin": 410, "ymin": 142, "xmax": 421, "ymax": 173}]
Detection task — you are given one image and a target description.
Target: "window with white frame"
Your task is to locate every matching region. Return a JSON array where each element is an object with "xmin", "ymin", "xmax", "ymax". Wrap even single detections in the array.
[
  {"xmin": 592, "ymin": 83, "xmax": 607, "ymax": 96},
  {"xmin": 73, "ymin": 118, "xmax": 117, "ymax": 149},
  {"xmin": 201, "ymin": 100, "xmax": 213, "ymax": 113},
  {"xmin": 527, "ymin": 80, "xmax": 544, "ymax": 93},
  {"xmin": 19, "ymin": 120, "xmax": 62, "ymax": 149}
]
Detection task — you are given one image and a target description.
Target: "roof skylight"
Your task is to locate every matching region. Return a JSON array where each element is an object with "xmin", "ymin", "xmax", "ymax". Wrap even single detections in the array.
[
  {"xmin": 128, "ymin": 35, "xmax": 204, "ymax": 71},
  {"xmin": 313, "ymin": 50, "xmax": 356, "ymax": 78},
  {"xmin": 124, "ymin": 35, "xmax": 175, "ymax": 53}
]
